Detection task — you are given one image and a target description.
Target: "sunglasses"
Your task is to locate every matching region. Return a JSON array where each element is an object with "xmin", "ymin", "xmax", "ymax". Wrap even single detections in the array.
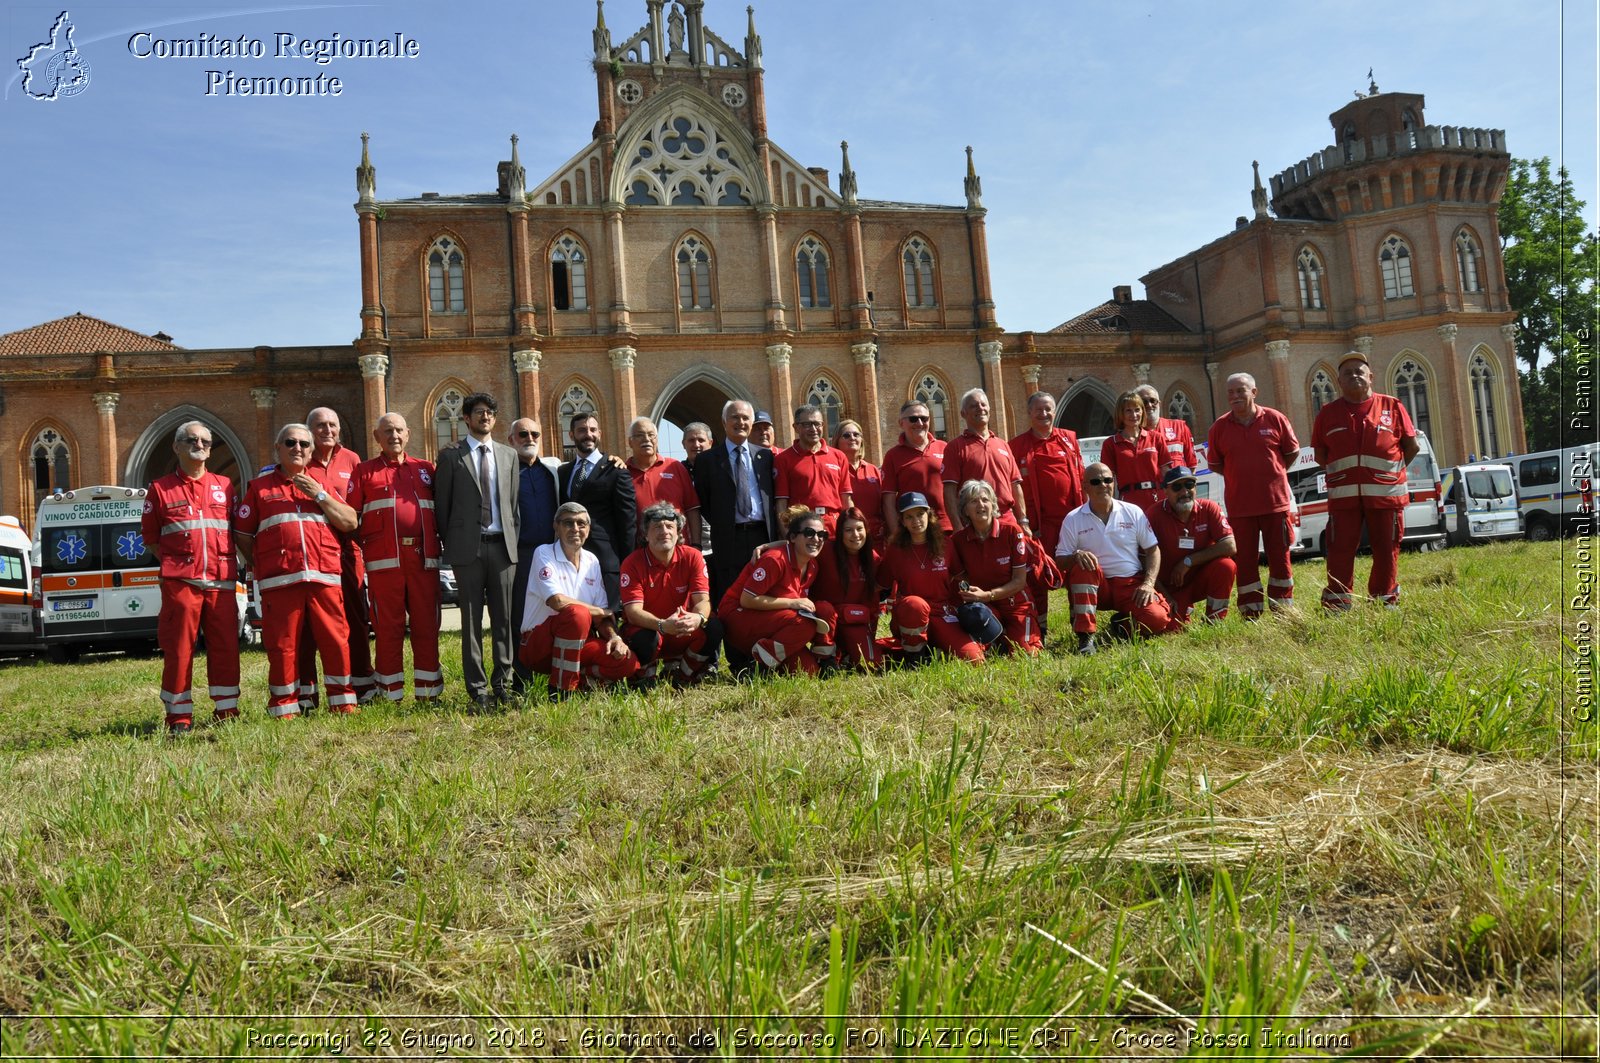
[
  {"xmin": 514, "ymin": 430, "xmax": 541, "ymax": 439},
  {"xmin": 904, "ymin": 415, "xmax": 930, "ymax": 423},
  {"xmin": 795, "ymin": 528, "xmax": 829, "ymax": 541},
  {"xmin": 1168, "ymin": 482, "xmax": 1197, "ymax": 491},
  {"xmin": 181, "ymin": 436, "xmax": 213, "ymax": 448},
  {"xmin": 1086, "ymin": 477, "xmax": 1115, "ymax": 486},
  {"xmin": 281, "ymin": 440, "xmax": 313, "ymax": 450}
]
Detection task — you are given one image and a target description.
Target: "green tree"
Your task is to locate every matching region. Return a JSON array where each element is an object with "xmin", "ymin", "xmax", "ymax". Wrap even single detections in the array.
[{"xmin": 1498, "ymin": 157, "xmax": 1597, "ymax": 451}]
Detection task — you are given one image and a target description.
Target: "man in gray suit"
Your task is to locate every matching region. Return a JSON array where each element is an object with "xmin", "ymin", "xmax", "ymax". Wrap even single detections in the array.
[{"xmin": 433, "ymin": 392, "xmax": 520, "ymax": 709}]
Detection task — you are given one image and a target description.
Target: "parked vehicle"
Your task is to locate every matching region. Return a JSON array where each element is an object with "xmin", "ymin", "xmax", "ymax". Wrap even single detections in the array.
[
  {"xmin": 438, "ymin": 564, "xmax": 459, "ymax": 606},
  {"xmin": 1512, "ymin": 444, "xmax": 1597, "ymax": 541},
  {"xmin": 1441, "ymin": 463, "xmax": 1522, "ymax": 545},
  {"xmin": 1078, "ymin": 435, "xmax": 1228, "ymax": 511},
  {"xmin": 0, "ymin": 516, "xmax": 37, "ymax": 656},
  {"xmin": 1289, "ymin": 431, "xmax": 1446, "ymax": 556}
]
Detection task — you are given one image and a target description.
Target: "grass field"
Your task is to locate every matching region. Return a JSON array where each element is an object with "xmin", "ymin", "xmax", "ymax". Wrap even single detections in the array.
[{"xmin": 0, "ymin": 541, "xmax": 1593, "ymax": 1059}]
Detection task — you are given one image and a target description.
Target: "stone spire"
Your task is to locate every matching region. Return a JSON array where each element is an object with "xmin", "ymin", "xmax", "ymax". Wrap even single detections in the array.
[
  {"xmin": 356, "ymin": 131, "xmax": 376, "ymax": 205},
  {"xmin": 838, "ymin": 140, "xmax": 858, "ymax": 206},
  {"xmin": 964, "ymin": 145, "xmax": 983, "ymax": 211},
  {"xmin": 592, "ymin": 0, "xmax": 611, "ymax": 61},
  {"xmin": 745, "ymin": 5, "xmax": 763, "ymax": 68},
  {"xmin": 1251, "ymin": 159, "xmax": 1268, "ymax": 219},
  {"xmin": 506, "ymin": 134, "xmax": 526, "ymax": 203}
]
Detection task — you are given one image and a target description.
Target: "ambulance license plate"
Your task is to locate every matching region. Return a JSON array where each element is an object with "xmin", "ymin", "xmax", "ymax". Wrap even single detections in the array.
[{"xmin": 52, "ymin": 598, "xmax": 93, "ymax": 611}]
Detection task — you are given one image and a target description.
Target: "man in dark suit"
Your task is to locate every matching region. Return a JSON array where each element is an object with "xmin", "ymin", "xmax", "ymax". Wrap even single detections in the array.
[
  {"xmin": 509, "ymin": 416, "xmax": 558, "ymax": 695},
  {"xmin": 557, "ymin": 412, "xmax": 636, "ymax": 612},
  {"xmin": 433, "ymin": 392, "xmax": 520, "ymax": 709},
  {"xmin": 692, "ymin": 398, "xmax": 778, "ymax": 604}
]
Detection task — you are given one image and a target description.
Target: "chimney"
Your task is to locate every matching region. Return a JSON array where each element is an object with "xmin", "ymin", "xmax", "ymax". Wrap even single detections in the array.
[
  {"xmin": 807, "ymin": 166, "xmax": 830, "ymax": 188},
  {"xmin": 1112, "ymin": 285, "xmax": 1132, "ymax": 304}
]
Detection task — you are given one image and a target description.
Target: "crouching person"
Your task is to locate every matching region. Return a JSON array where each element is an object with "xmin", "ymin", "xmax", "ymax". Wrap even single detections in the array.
[
  {"xmin": 619, "ymin": 502, "xmax": 723, "ymax": 684},
  {"xmin": 1146, "ymin": 465, "xmax": 1237, "ymax": 626},
  {"xmin": 718, "ymin": 507, "xmax": 837, "ymax": 674},
  {"xmin": 1054, "ymin": 462, "xmax": 1176, "ymax": 656},
  {"xmin": 517, "ymin": 503, "xmax": 639, "ymax": 699}
]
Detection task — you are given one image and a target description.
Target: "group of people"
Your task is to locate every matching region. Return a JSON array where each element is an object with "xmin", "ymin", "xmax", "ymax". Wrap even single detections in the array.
[{"xmin": 146, "ymin": 348, "xmax": 1418, "ymax": 729}]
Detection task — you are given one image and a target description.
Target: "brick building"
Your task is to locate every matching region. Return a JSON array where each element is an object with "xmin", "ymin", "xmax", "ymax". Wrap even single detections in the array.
[{"xmin": 0, "ymin": 13, "xmax": 1525, "ymax": 526}]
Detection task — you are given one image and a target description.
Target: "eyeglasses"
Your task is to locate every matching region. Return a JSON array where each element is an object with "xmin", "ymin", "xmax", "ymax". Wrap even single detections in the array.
[
  {"xmin": 181, "ymin": 436, "xmax": 213, "ymax": 448},
  {"xmin": 904, "ymin": 415, "xmax": 930, "ymax": 423},
  {"xmin": 1142, "ymin": 399, "xmax": 1162, "ymax": 406},
  {"xmin": 1168, "ymin": 482, "xmax": 1196, "ymax": 491},
  {"xmin": 514, "ymin": 430, "xmax": 540, "ymax": 439},
  {"xmin": 1087, "ymin": 477, "xmax": 1115, "ymax": 486},
  {"xmin": 795, "ymin": 528, "xmax": 829, "ymax": 541},
  {"xmin": 468, "ymin": 408, "xmax": 496, "ymax": 418},
  {"xmin": 281, "ymin": 439, "xmax": 313, "ymax": 450}
]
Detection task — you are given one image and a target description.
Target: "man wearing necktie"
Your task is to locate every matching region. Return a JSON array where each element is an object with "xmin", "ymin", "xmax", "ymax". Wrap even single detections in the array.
[
  {"xmin": 433, "ymin": 392, "xmax": 521, "ymax": 709},
  {"xmin": 692, "ymin": 399, "xmax": 778, "ymax": 605},
  {"xmin": 557, "ymin": 412, "xmax": 636, "ymax": 613}
]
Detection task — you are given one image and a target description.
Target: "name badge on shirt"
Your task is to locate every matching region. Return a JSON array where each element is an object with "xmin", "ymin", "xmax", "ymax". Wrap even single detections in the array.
[{"xmin": 1178, "ymin": 536, "xmax": 1195, "ymax": 550}]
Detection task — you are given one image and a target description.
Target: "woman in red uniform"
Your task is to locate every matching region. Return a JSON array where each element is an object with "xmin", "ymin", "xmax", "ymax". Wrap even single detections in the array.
[
  {"xmin": 718, "ymin": 506, "xmax": 837, "ymax": 674},
  {"xmin": 1102, "ymin": 390, "xmax": 1167, "ymax": 511},
  {"xmin": 876, "ymin": 492, "xmax": 983, "ymax": 663},
  {"xmin": 812, "ymin": 507, "xmax": 883, "ymax": 669},
  {"xmin": 834, "ymin": 420, "xmax": 885, "ymax": 546},
  {"xmin": 950, "ymin": 479, "xmax": 1041, "ymax": 656}
]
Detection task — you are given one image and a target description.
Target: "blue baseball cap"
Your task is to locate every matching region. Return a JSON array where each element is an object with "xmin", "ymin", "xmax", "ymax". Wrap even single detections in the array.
[
  {"xmin": 897, "ymin": 491, "xmax": 932, "ymax": 513},
  {"xmin": 1162, "ymin": 465, "xmax": 1198, "ymax": 489}
]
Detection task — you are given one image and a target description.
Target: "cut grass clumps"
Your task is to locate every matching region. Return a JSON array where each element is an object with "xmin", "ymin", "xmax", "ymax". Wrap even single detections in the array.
[{"xmin": 0, "ymin": 541, "xmax": 1592, "ymax": 1056}]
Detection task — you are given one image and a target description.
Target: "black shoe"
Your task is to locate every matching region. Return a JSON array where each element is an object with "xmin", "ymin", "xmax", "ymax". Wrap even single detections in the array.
[
  {"xmin": 1076, "ymin": 632, "xmax": 1098, "ymax": 656},
  {"xmin": 469, "ymin": 692, "xmax": 493, "ymax": 714}
]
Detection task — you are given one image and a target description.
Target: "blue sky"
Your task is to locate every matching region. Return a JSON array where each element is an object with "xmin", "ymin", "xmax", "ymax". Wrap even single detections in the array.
[{"xmin": 2, "ymin": 0, "xmax": 1594, "ymax": 349}]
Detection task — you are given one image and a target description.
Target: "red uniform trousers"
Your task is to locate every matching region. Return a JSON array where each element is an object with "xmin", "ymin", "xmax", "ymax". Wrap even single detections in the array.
[
  {"xmin": 890, "ymin": 596, "xmax": 983, "ymax": 662},
  {"xmin": 1323, "ymin": 505, "xmax": 1404, "ymax": 609},
  {"xmin": 157, "ymin": 579, "xmax": 241, "ymax": 724},
  {"xmin": 623, "ymin": 617, "xmax": 724, "ymax": 681},
  {"xmin": 367, "ymin": 552, "xmax": 442, "ymax": 701},
  {"xmin": 1066, "ymin": 563, "xmax": 1175, "ymax": 636},
  {"xmin": 721, "ymin": 602, "xmax": 838, "ymax": 674},
  {"xmin": 988, "ymin": 593, "xmax": 1043, "ymax": 655},
  {"xmin": 1228, "ymin": 512, "xmax": 1295, "ymax": 617},
  {"xmin": 264, "ymin": 582, "xmax": 354, "ymax": 717},
  {"xmin": 518, "ymin": 604, "xmax": 641, "ymax": 692},
  {"xmin": 297, "ymin": 563, "xmax": 374, "ymax": 706},
  {"xmin": 1164, "ymin": 557, "xmax": 1236, "ymax": 626},
  {"xmin": 832, "ymin": 602, "xmax": 883, "ymax": 668}
]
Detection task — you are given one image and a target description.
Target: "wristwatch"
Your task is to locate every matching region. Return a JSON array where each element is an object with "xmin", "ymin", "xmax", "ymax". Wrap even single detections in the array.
[
  {"xmin": 314, "ymin": 490, "xmax": 328, "ymax": 503},
  {"xmin": 1182, "ymin": 556, "xmax": 1192, "ymax": 567}
]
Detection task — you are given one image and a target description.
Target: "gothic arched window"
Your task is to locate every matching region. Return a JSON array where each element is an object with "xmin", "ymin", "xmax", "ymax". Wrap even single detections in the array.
[
  {"xmin": 902, "ymin": 237, "xmax": 937, "ymax": 308},
  {"xmin": 1166, "ymin": 391, "xmax": 1196, "ymax": 431},
  {"xmin": 1456, "ymin": 231, "xmax": 1482, "ymax": 294},
  {"xmin": 1394, "ymin": 358, "xmax": 1432, "ymax": 439},
  {"xmin": 1470, "ymin": 353, "xmax": 1500, "ymax": 457},
  {"xmin": 676, "ymin": 236, "xmax": 713, "ymax": 309},
  {"xmin": 31, "ymin": 427, "xmax": 71, "ymax": 497},
  {"xmin": 558, "ymin": 384, "xmax": 599, "ymax": 462},
  {"xmin": 432, "ymin": 387, "xmax": 467, "ymax": 456},
  {"xmin": 1310, "ymin": 370, "xmax": 1336, "ymax": 416},
  {"xmin": 427, "ymin": 237, "xmax": 465, "ymax": 313},
  {"xmin": 1379, "ymin": 235, "xmax": 1414, "ymax": 299},
  {"xmin": 796, "ymin": 237, "xmax": 831, "ymax": 309},
  {"xmin": 1297, "ymin": 246, "xmax": 1325, "ymax": 309},
  {"xmin": 806, "ymin": 377, "xmax": 844, "ymax": 437},
  {"xmin": 551, "ymin": 235, "xmax": 588, "ymax": 311},
  {"xmin": 621, "ymin": 112, "xmax": 753, "ymax": 208},
  {"xmin": 914, "ymin": 373, "xmax": 952, "ymax": 440}
]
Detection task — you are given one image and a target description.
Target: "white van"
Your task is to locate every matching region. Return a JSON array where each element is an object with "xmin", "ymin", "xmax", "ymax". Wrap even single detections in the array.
[
  {"xmin": 1512, "ymin": 444, "xmax": 1597, "ymax": 541},
  {"xmin": 1288, "ymin": 431, "xmax": 1446, "ymax": 555},
  {"xmin": 32, "ymin": 486, "xmax": 162, "ymax": 661},
  {"xmin": 0, "ymin": 516, "xmax": 36, "ymax": 655},
  {"xmin": 1441, "ymin": 463, "xmax": 1522, "ymax": 545}
]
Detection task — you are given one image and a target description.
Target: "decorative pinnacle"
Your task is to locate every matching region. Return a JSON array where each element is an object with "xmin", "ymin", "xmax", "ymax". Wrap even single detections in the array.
[
  {"xmin": 356, "ymin": 131, "xmax": 376, "ymax": 202},
  {"xmin": 964, "ymin": 145, "xmax": 983, "ymax": 210},
  {"xmin": 1250, "ymin": 159, "xmax": 1268, "ymax": 219},
  {"xmin": 838, "ymin": 140, "xmax": 858, "ymax": 204}
]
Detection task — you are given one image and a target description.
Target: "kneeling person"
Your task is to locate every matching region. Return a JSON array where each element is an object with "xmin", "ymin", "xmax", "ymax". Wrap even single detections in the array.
[
  {"xmin": 1054, "ymin": 462, "xmax": 1176, "ymax": 655},
  {"xmin": 518, "ymin": 503, "xmax": 639, "ymax": 697},
  {"xmin": 719, "ymin": 507, "xmax": 837, "ymax": 674},
  {"xmin": 620, "ymin": 502, "xmax": 723, "ymax": 683},
  {"xmin": 1145, "ymin": 465, "xmax": 1237, "ymax": 625}
]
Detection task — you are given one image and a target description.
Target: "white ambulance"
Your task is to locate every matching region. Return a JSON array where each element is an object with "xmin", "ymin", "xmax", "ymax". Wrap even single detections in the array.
[
  {"xmin": 1288, "ymin": 431, "xmax": 1446, "ymax": 556},
  {"xmin": 0, "ymin": 515, "xmax": 36, "ymax": 655},
  {"xmin": 31, "ymin": 486, "xmax": 162, "ymax": 661}
]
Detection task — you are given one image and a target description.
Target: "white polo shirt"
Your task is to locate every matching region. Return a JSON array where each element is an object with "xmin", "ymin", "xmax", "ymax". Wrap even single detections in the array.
[
  {"xmin": 1054, "ymin": 499, "xmax": 1157, "ymax": 579},
  {"xmin": 522, "ymin": 542, "xmax": 607, "ymax": 632}
]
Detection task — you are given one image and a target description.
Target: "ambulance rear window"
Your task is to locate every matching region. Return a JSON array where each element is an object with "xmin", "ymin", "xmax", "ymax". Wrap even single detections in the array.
[
  {"xmin": 0, "ymin": 549, "xmax": 23, "ymax": 589},
  {"xmin": 40, "ymin": 523, "xmax": 153, "ymax": 573}
]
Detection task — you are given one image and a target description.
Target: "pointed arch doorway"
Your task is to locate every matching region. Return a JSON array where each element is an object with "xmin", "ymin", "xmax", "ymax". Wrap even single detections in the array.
[
  {"xmin": 650, "ymin": 366, "xmax": 754, "ymax": 460},
  {"xmin": 125, "ymin": 406, "xmax": 251, "ymax": 491}
]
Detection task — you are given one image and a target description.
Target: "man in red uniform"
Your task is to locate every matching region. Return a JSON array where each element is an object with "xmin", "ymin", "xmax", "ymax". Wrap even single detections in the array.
[
  {"xmin": 775, "ymin": 404, "xmax": 854, "ymax": 532},
  {"xmin": 236, "ymin": 424, "xmax": 360, "ymax": 718},
  {"xmin": 1206, "ymin": 372, "xmax": 1301, "ymax": 617},
  {"xmin": 942, "ymin": 388, "xmax": 1029, "ymax": 533},
  {"xmin": 1054, "ymin": 462, "xmax": 1176, "ymax": 655},
  {"xmin": 299, "ymin": 407, "xmax": 376, "ymax": 709},
  {"xmin": 143, "ymin": 420, "xmax": 241, "ymax": 734},
  {"xmin": 347, "ymin": 413, "xmax": 442, "ymax": 703},
  {"xmin": 881, "ymin": 401, "xmax": 950, "ymax": 535},
  {"xmin": 1137, "ymin": 385, "xmax": 1198, "ymax": 470},
  {"xmin": 619, "ymin": 501, "xmax": 722, "ymax": 683},
  {"xmin": 1312, "ymin": 351, "xmax": 1420, "ymax": 609},
  {"xmin": 625, "ymin": 416, "xmax": 700, "ymax": 551},
  {"xmin": 1145, "ymin": 465, "xmax": 1237, "ymax": 625},
  {"xmin": 1009, "ymin": 390, "xmax": 1083, "ymax": 635}
]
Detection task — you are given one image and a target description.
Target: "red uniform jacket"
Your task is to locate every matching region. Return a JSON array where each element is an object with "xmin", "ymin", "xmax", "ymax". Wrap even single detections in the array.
[
  {"xmin": 236, "ymin": 470, "xmax": 343, "ymax": 591},
  {"xmin": 142, "ymin": 469, "xmax": 237, "ymax": 583}
]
